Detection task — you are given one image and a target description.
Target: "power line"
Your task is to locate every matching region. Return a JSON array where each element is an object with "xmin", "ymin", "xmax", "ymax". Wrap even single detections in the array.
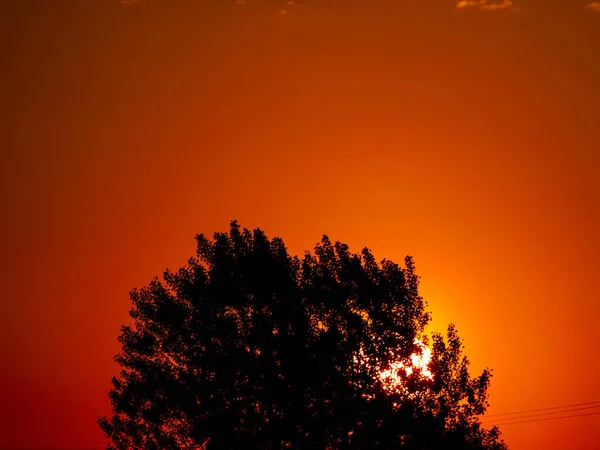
[
  {"xmin": 491, "ymin": 411, "xmax": 600, "ymax": 427},
  {"xmin": 482, "ymin": 405, "xmax": 600, "ymax": 423},
  {"xmin": 483, "ymin": 400, "xmax": 600, "ymax": 418}
]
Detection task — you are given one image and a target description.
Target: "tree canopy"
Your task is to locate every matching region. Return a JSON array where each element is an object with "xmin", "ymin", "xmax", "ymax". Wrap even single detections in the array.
[{"xmin": 99, "ymin": 221, "xmax": 507, "ymax": 449}]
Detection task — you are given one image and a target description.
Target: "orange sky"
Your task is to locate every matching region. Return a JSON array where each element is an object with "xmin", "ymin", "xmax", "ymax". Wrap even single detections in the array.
[{"xmin": 1, "ymin": 0, "xmax": 599, "ymax": 448}]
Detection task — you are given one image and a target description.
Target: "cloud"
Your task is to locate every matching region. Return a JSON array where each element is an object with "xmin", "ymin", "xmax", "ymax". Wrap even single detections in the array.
[
  {"xmin": 585, "ymin": 2, "xmax": 600, "ymax": 11},
  {"xmin": 456, "ymin": 0, "xmax": 519, "ymax": 11}
]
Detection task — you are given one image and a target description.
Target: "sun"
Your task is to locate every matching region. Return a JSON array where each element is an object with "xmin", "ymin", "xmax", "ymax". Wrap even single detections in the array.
[
  {"xmin": 377, "ymin": 339, "xmax": 433, "ymax": 394},
  {"xmin": 354, "ymin": 338, "xmax": 433, "ymax": 400}
]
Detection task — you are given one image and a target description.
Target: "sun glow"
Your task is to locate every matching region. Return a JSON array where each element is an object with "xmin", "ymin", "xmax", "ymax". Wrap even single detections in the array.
[
  {"xmin": 354, "ymin": 338, "xmax": 433, "ymax": 400},
  {"xmin": 377, "ymin": 340, "xmax": 433, "ymax": 395}
]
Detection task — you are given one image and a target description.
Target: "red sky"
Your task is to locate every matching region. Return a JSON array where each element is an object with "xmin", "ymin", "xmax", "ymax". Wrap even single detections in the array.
[{"xmin": 1, "ymin": 0, "xmax": 599, "ymax": 448}]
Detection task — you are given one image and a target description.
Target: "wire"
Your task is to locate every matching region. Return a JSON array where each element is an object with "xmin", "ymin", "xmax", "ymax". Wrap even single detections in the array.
[
  {"xmin": 483, "ymin": 400, "xmax": 600, "ymax": 417},
  {"xmin": 491, "ymin": 411, "xmax": 600, "ymax": 426},
  {"xmin": 482, "ymin": 405, "xmax": 600, "ymax": 423}
]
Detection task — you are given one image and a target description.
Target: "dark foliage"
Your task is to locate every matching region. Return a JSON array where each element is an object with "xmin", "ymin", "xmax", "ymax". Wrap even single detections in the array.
[{"xmin": 99, "ymin": 221, "xmax": 507, "ymax": 449}]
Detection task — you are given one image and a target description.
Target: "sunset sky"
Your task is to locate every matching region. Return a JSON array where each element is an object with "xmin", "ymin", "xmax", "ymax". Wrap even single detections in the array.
[{"xmin": 1, "ymin": 0, "xmax": 599, "ymax": 448}]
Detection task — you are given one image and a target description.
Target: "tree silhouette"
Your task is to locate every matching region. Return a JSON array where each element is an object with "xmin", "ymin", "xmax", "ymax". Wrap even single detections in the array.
[{"xmin": 99, "ymin": 221, "xmax": 507, "ymax": 449}]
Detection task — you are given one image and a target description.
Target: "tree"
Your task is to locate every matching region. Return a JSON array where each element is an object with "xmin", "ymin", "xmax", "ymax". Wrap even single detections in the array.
[{"xmin": 99, "ymin": 221, "xmax": 507, "ymax": 449}]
